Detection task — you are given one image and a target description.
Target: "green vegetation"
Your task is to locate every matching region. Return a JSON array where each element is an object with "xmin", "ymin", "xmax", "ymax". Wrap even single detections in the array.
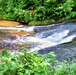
[
  {"xmin": 0, "ymin": 50, "xmax": 76, "ymax": 75},
  {"xmin": 0, "ymin": 0, "xmax": 76, "ymax": 25},
  {"xmin": 0, "ymin": 50, "xmax": 56, "ymax": 75}
]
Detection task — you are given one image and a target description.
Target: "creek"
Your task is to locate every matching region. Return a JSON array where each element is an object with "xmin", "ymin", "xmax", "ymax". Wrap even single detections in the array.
[{"xmin": 0, "ymin": 20, "xmax": 76, "ymax": 61}]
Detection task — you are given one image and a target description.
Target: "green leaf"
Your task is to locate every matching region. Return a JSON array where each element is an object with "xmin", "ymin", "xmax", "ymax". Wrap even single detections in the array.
[
  {"xmin": 2, "ymin": 50, "xmax": 10, "ymax": 57},
  {"xmin": 0, "ymin": 72, "xmax": 3, "ymax": 75}
]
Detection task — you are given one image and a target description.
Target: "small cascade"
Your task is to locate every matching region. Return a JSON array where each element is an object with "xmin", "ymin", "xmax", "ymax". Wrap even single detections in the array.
[
  {"xmin": 0, "ymin": 23, "xmax": 34, "ymax": 51},
  {"xmin": 0, "ymin": 20, "xmax": 76, "ymax": 61}
]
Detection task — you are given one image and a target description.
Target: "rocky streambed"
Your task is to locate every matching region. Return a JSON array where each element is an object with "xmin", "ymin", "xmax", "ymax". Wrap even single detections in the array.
[
  {"xmin": 0, "ymin": 20, "xmax": 76, "ymax": 61},
  {"xmin": 0, "ymin": 20, "xmax": 34, "ymax": 53}
]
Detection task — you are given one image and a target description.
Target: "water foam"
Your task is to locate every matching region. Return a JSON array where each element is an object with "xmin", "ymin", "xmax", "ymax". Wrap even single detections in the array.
[
  {"xmin": 0, "ymin": 26, "xmax": 35, "ymax": 32},
  {"xmin": 45, "ymin": 30, "xmax": 69, "ymax": 42}
]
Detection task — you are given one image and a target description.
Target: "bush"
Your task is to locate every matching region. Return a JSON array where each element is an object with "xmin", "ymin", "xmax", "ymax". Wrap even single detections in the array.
[
  {"xmin": 0, "ymin": 0, "xmax": 76, "ymax": 24},
  {"xmin": 0, "ymin": 50, "xmax": 56, "ymax": 75},
  {"xmin": 0, "ymin": 50, "xmax": 76, "ymax": 75}
]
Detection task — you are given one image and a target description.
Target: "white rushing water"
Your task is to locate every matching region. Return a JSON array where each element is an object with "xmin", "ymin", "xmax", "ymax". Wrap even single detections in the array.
[
  {"xmin": 1, "ymin": 21, "xmax": 75, "ymax": 61},
  {"xmin": 17, "ymin": 29, "xmax": 76, "ymax": 52},
  {"xmin": 0, "ymin": 26, "xmax": 35, "ymax": 32},
  {"xmin": 45, "ymin": 30, "xmax": 69, "ymax": 42},
  {"xmin": 20, "ymin": 29, "xmax": 76, "ymax": 52},
  {"xmin": 0, "ymin": 21, "xmax": 76, "ymax": 52},
  {"xmin": 19, "ymin": 36, "xmax": 57, "ymax": 52}
]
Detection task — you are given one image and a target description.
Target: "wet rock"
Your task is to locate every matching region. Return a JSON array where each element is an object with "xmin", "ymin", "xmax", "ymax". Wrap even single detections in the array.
[
  {"xmin": 0, "ymin": 20, "xmax": 21, "ymax": 27},
  {"xmin": 9, "ymin": 34, "xmax": 19, "ymax": 40},
  {"xmin": 0, "ymin": 29, "xmax": 34, "ymax": 52},
  {"xmin": 0, "ymin": 40, "xmax": 18, "ymax": 50},
  {"xmin": 8, "ymin": 30, "xmax": 33, "ymax": 36},
  {"xmin": 0, "ymin": 20, "xmax": 34, "ymax": 52}
]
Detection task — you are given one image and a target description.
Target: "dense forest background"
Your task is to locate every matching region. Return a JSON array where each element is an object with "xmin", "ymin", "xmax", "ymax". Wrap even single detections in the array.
[{"xmin": 0, "ymin": 0, "xmax": 76, "ymax": 25}]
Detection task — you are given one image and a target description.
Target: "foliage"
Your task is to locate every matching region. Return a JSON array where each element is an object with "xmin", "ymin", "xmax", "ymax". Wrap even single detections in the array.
[
  {"xmin": 0, "ymin": 50, "xmax": 56, "ymax": 75},
  {"xmin": 0, "ymin": 0, "xmax": 76, "ymax": 25},
  {"xmin": 51, "ymin": 60, "xmax": 76, "ymax": 75},
  {"xmin": 0, "ymin": 50, "xmax": 76, "ymax": 75}
]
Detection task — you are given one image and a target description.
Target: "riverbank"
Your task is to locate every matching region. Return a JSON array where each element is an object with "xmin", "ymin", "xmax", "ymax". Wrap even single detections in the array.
[
  {"xmin": 0, "ymin": 18, "xmax": 76, "ymax": 26},
  {"xmin": 28, "ymin": 18, "xmax": 76, "ymax": 26},
  {"xmin": 0, "ymin": 0, "xmax": 76, "ymax": 26}
]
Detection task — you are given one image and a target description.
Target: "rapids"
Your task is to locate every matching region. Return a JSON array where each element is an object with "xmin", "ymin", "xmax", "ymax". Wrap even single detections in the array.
[{"xmin": 0, "ymin": 20, "xmax": 76, "ymax": 61}]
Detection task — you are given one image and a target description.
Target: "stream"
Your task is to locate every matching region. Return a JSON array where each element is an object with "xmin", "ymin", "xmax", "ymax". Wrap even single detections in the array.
[{"xmin": 0, "ymin": 20, "xmax": 76, "ymax": 61}]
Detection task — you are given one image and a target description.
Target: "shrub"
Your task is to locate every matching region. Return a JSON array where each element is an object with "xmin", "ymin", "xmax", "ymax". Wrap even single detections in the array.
[
  {"xmin": 0, "ymin": 0, "xmax": 76, "ymax": 25},
  {"xmin": 0, "ymin": 50, "xmax": 56, "ymax": 75},
  {"xmin": 0, "ymin": 50, "xmax": 76, "ymax": 75}
]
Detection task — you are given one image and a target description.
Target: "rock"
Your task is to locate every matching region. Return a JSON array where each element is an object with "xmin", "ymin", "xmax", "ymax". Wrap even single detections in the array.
[
  {"xmin": 8, "ymin": 30, "xmax": 33, "ymax": 36},
  {"xmin": 0, "ymin": 20, "xmax": 21, "ymax": 27}
]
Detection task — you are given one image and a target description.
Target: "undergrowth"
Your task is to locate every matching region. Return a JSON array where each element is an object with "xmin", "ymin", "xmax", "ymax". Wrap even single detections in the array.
[
  {"xmin": 0, "ymin": 50, "xmax": 76, "ymax": 75},
  {"xmin": 0, "ymin": 0, "xmax": 76, "ymax": 25}
]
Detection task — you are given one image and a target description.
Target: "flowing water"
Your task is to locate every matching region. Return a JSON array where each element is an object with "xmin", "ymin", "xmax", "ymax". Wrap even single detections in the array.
[{"xmin": 0, "ymin": 20, "xmax": 76, "ymax": 61}]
